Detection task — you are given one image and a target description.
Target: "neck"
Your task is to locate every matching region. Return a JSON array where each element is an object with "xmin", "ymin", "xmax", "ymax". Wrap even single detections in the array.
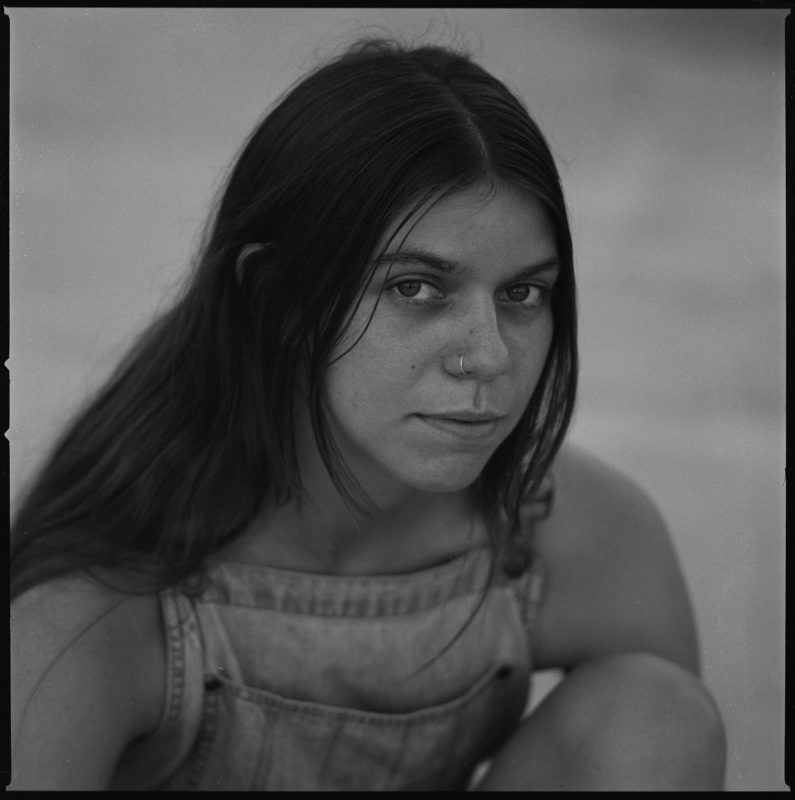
[
  {"xmin": 232, "ymin": 481, "xmax": 484, "ymax": 576},
  {"xmin": 229, "ymin": 409, "xmax": 488, "ymax": 575}
]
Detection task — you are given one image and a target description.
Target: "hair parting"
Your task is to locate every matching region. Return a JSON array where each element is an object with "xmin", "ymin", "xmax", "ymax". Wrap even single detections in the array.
[{"xmin": 11, "ymin": 36, "xmax": 577, "ymax": 604}]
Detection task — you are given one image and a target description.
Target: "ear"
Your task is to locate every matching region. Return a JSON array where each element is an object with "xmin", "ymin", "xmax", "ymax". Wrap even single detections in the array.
[{"xmin": 235, "ymin": 243, "xmax": 271, "ymax": 286}]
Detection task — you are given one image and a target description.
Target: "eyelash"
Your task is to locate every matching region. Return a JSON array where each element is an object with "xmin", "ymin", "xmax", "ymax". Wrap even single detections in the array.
[{"xmin": 386, "ymin": 278, "xmax": 552, "ymax": 308}]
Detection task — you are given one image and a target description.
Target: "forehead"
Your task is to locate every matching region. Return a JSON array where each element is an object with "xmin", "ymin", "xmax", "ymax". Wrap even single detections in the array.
[{"xmin": 377, "ymin": 182, "xmax": 557, "ymax": 267}]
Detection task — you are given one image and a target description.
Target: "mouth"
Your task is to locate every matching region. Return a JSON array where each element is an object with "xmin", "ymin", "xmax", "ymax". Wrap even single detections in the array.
[{"xmin": 415, "ymin": 413, "xmax": 505, "ymax": 442}]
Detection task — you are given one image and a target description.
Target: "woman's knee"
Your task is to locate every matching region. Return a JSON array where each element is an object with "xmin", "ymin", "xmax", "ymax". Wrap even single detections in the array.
[
  {"xmin": 479, "ymin": 652, "xmax": 726, "ymax": 791},
  {"xmin": 548, "ymin": 652, "xmax": 726, "ymax": 789}
]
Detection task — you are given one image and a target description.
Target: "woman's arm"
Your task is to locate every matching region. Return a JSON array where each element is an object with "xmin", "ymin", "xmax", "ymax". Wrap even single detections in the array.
[
  {"xmin": 474, "ymin": 444, "xmax": 725, "ymax": 790},
  {"xmin": 532, "ymin": 442, "xmax": 700, "ymax": 674},
  {"xmin": 10, "ymin": 574, "xmax": 166, "ymax": 789}
]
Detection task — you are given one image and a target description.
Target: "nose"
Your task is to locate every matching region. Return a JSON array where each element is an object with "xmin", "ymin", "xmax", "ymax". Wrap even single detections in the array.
[{"xmin": 456, "ymin": 294, "xmax": 511, "ymax": 380}]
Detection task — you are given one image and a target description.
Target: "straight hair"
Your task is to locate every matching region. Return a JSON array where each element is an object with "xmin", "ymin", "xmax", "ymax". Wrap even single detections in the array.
[{"xmin": 10, "ymin": 37, "xmax": 577, "ymax": 601}]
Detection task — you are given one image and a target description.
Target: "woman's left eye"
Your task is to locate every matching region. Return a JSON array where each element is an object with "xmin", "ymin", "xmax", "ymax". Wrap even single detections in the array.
[{"xmin": 501, "ymin": 283, "xmax": 548, "ymax": 306}]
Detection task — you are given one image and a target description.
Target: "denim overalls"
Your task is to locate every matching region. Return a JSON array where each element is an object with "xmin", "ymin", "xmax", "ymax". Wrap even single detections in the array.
[{"xmin": 111, "ymin": 488, "xmax": 551, "ymax": 791}]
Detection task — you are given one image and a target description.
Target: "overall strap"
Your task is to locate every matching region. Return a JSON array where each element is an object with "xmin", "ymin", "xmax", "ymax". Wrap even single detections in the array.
[{"xmin": 501, "ymin": 472, "xmax": 554, "ymax": 632}]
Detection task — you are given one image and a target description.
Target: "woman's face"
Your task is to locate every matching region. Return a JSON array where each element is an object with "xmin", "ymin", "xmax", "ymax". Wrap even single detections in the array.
[{"xmin": 320, "ymin": 182, "xmax": 559, "ymax": 499}]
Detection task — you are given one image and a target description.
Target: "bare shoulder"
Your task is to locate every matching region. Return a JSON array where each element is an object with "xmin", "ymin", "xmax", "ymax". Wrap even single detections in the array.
[
  {"xmin": 10, "ymin": 571, "xmax": 166, "ymax": 789},
  {"xmin": 549, "ymin": 443, "xmax": 669, "ymax": 536},
  {"xmin": 531, "ymin": 442, "xmax": 700, "ymax": 675}
]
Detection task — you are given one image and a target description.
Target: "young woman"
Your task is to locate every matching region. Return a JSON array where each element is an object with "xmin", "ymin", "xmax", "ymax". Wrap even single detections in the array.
[{"xmin": 9, "ymin": 38, "xmax": 726, "ymax": 790}]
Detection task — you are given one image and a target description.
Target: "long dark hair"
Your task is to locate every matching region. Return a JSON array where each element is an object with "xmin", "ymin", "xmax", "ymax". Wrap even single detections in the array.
[{"xmin": 10, "ymin": 37, "xmax": 577, "ymax": 600}]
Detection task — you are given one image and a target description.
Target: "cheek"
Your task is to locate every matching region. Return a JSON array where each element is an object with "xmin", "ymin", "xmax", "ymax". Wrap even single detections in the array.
[
  {"xmin": 330, "ymin": 307, "xmax": 426, "ymax": 392},
  {"xmin": 326, "ymin": 336, "xmax": 415, "ymax": 416},
  {"xmin": 511, "ymin": 314, "xmax": 554, "ymax": 392}
]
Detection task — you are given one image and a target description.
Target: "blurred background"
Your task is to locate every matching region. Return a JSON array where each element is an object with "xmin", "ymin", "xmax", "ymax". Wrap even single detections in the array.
[{"xmin": 8, "ymin": 8, "xmax": 786, "ymax": 791}]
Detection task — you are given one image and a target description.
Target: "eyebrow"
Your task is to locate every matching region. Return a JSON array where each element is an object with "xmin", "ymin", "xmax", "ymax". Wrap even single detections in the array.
[{"xmin": 372, "ymin": 247, "xmax": 560, "ymax": 279}]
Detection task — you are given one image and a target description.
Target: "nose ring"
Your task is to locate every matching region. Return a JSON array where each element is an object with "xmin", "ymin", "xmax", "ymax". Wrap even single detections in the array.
[{"xmin": 459, "ymin": 353, "xmax": 469, "ymax": 376}]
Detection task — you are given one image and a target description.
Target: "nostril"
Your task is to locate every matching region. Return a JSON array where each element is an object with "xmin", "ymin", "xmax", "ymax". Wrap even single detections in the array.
[{"xmin": 495, "ymin": 665, "xmax": 513, "ymax": 679}]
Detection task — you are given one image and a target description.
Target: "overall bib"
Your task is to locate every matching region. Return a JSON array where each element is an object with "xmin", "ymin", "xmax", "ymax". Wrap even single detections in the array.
[{"xmin": 111, "ymin": 489, "xmax": 551, "ymax": 790}]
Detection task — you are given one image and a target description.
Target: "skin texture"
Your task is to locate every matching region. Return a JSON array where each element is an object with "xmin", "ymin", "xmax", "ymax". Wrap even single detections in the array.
[
  {"xmin": 474, "ymin": 445, "xmax": 726, "ymax": 789},
  {"xmin": 248, "ymin": 182, "xmax": 560, "ymax": 575},
  {"xmin": 9, "ymin": 445, "xmax": 724, "ymax": 789},
  {"xmin": 320, "ymin": 182, "xmax": 558, "ymax": 500},
  {"xmin": 533, "ymin": 445, "xmax": 702, "ymax": 675},
  {"xmin": 476, "ymin": 652, "xmax": 726, "ymax": 790},
  {"xmin": 10, "ymin": 576, "xmax": 166, "ymax": 789},
  {"xmin": 9, "ymin": 183, "xmax": 725, "ymax": 789}
]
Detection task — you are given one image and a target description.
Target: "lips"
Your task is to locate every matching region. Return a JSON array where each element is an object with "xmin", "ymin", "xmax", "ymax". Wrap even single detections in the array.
[
  {"xmin": 415, "ymin": 412, "xmax": 505, "ymax": 442},
  {"xmin": 429, "ymin": 410, "xmax": 504, "ymax": 423}
]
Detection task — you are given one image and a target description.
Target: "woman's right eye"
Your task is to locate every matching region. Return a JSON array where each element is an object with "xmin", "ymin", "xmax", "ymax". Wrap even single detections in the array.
[
  {"xmin": 388, "ymin": 279, "xmax": 444, "ymax": 304},
  {"xmin": 395, "ymin": 279, "xmax": 422, "ymax": 297}
]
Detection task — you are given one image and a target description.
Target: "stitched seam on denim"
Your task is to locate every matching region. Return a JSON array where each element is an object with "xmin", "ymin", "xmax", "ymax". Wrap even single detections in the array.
[
  {"xmin": 205, "ymin": 546, "xmax": 492, "ymax": 608},
  {"xmin": 210, "ymin": 662, "xmax": 505, "ymax": 726},
  {"xmin": 183, "ymin": 680, "xmax": 220, "ymax": 788},
  {"xmin": 196, "ymin": 558, "xmax": 496, "ymax": 617},
  {"xmin": 158, "ymin": 587, "xmax": 186, "ymax": 734}
]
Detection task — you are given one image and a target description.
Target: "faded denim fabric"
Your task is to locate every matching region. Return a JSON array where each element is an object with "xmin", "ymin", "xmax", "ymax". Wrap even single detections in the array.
[{"xmin": 111, "ymin": 493, "xmax": 551, "ymax": 791}]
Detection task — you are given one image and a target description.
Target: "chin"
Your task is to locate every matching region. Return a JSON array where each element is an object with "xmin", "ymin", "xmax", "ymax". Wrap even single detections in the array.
[
  {"xmin": 397, "ymin": 463, "xmax": 487, "ymax": 495},
  {"xmin": 341, "ymin": 448, "xmax": 493, "ymax": 500}
]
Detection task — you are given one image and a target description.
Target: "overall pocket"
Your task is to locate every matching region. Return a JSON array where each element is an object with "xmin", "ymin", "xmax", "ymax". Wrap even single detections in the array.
[{"xmin": 173, "ymin": 659, "xmax": 528, "ymax": 791}]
